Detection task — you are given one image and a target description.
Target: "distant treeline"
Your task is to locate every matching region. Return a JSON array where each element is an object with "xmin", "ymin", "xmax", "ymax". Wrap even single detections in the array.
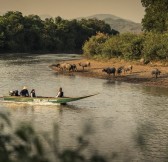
[
  {"xmin": 0, "ymin": 11, "xmax": 119, "ymax": 53},
  {"xmin": 83, "ymin": 32, "xmax": 168, "ymax": 61}
]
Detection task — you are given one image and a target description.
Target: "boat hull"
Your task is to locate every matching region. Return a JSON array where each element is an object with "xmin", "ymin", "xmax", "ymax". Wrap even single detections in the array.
[{"xmin": 2, "ymin": 94, "xmax": 97, "ymax": 104}]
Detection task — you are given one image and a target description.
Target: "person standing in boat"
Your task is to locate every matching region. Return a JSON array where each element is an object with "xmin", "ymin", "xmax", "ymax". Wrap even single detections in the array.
[
  {"xmin": 20, "ymin": 86, "xmax": 29, "ymax": 97},
  {"xmin": 56, "ymin": 87, "xmax": 64, "ymax": 98},
  {"xmin": 30, "ymin": 89, "xmax": 36, "ymax": 97}
]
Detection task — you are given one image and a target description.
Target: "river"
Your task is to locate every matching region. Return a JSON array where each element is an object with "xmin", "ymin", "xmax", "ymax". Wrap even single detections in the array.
[{"xmin": 0, "ymin": 53, "xmax": 168, "ymax": 162}]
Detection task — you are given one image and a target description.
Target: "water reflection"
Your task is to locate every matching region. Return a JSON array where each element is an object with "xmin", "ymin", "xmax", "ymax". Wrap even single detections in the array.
[
  {"xmin": 141, "ymin": 85, "xmax": 168, "ymax": 97},
  {"xmin": 103, "ymin": 80, "xmax": 116, "ymax": 86}
]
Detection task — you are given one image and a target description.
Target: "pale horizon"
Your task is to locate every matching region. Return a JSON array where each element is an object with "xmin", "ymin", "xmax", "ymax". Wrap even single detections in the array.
[{"xmin": 0, "ymin": 0, "xmax": 145, "ymax": 23}]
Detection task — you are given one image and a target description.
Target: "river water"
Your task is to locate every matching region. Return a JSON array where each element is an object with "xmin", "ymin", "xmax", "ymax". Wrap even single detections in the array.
[{"xmin": 0, "ymin": 53, "xmax": 168, "ymax": 162}]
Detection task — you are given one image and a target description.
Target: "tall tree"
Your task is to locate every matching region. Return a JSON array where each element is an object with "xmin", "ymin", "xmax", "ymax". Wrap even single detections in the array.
[
  {"xmin": 3, "ymin": 11, "xmax": 24, "ymax": 51},
  {"xmin": 0, "ymin": 16, "xmax": 5, "ymax": 50},
  {"xmin": 141, "ymin": 0, "xmax": 168, "ymax": 33},
  {"xmin": 23, "ymin": 15, "xmax": 44, "ymax": 51}
]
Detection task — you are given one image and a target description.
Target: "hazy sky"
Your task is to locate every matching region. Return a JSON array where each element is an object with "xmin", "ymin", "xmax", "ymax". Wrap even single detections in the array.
[{"xmin": 0, "ymin": 0, "xmax": 145, "ymax": 23}]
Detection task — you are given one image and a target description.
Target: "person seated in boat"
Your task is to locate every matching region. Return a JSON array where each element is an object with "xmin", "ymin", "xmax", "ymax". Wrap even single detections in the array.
[
  {"xmin": 20, "ymin": 86, "xmax": 29, "ymax": 97},
  {"xmin": 56, "ymin": 87, "xmax": 64, "ymax": 98},
  {"xmin": 30, "ymin": 89, "xmax": 36, "ymax": 97},
  {"xmin": 14, "ymin": 90, "xmax": 19, "ymax": 96},
  {"xmin": 9, "ymin": 90, "xmax": 19, "ymax": 96}
]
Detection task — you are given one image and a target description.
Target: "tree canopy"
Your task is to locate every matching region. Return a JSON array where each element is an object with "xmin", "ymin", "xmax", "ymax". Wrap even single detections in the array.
[
  {"xmin": 141, "ymin": 0, "xmax": 168, "ymax": 33},
  {"xmin": 0, "ymin": 11, "xmax": 119, "ymax": 53}
]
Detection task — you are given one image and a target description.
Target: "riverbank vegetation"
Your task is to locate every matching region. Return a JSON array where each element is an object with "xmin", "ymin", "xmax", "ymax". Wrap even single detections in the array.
[
  {"xmin": 82, "ymin": 32, "xmax": 168, "ymax": 62},
  {"xmin": 0, "ymin": 11, "xmax": 118, "ymax": 54}
]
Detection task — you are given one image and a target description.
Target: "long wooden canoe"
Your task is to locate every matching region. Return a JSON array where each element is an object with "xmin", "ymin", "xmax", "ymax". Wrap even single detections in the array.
[{"xmin": 2, "ymin": 94, "xmax": 98, "ymax": 104}]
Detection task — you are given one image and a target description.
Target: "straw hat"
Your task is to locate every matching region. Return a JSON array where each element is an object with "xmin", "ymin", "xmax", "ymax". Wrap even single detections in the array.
[{"xmin": 23, "ymin": 86, "xmax": 27, "ymax": 90}]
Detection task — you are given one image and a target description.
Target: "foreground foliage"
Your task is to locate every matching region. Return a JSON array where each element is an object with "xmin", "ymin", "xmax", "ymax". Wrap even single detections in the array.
[{"xmin": 0, "ymin": 112, "xmax": 109, "ymax": 162}]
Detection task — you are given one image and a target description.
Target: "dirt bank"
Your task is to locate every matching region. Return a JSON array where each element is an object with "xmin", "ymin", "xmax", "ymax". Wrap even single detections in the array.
[{"xmin": 50, "ymin": 58, "xmax": 168, "ymax": 88}]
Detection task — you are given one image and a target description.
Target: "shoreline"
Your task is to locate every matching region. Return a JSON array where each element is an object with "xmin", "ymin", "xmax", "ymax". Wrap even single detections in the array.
[{"xmin": 50, "ymin": 58, "xmax": 168, "ymax": 89}]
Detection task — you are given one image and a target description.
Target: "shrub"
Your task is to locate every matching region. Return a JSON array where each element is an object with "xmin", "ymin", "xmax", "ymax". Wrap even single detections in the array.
[
  {"xmin": 83, "ymin": 31, "xmax": 168, "ymax": 61},
  {"xmin": 142, "ymin": 32, "xmax": 168, "ymax": 60},
  {"xmin": 82, "ymin": 32, "xmax": 109, "ymax": 58}
]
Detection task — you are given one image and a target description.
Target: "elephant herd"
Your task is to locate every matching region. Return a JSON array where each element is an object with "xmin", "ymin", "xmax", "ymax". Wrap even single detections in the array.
[{"xmin": 52, "ymin": 62, "xmax": 161, "ymax": 79}]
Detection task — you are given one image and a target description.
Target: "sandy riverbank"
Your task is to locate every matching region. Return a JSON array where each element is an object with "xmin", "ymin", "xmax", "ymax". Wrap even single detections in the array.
[{"xmin": 50, "ymin": 58, "xmax": 168, "ymax": 88}]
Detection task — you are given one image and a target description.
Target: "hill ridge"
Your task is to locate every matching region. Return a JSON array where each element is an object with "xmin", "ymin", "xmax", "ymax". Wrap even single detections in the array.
[{"xmin": 76, "ymin": 14, "xmax": 142, "ymax": 33}]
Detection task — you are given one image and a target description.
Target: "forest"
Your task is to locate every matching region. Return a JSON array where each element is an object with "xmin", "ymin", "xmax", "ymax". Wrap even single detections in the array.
[{"xmin": 0, "ymin": 11, "xmax": 118, "ymax": 53}]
